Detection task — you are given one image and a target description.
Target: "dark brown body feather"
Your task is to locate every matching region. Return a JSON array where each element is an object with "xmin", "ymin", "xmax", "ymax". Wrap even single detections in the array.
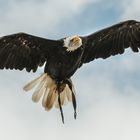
[{"xmin": 44, "ymin": 46, "xmax": 84, "ymax": 80}]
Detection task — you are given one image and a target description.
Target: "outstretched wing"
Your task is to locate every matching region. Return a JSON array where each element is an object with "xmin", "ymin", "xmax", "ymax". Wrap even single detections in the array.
[
  {"xmin": 0, "ymin": 33, "xmax": 63, "ymax": 72},
  {"xmin": 81, "ymin": 20, "xmax": 140, "ymax": 64}
]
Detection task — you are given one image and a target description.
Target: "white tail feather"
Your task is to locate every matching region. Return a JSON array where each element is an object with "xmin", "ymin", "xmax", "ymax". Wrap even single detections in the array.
[
  {"xmin": 32, "ymin": 78, "xmax": 47, "ymax": 102},
  {"xmin": 23, "ymin": 74, "xmax": 46, "ymax": 91},
  {"xmin": 23, "ymin": 73, "xmax": 76, "ymax": 111},
  {"xmin": 60, "ymin": 90, "xmax": 66, "ymax": 105},
  {"xmin": 65, "ymin": 85, "xmax": 72, "ymax": 101},
  {"xmin": 42, "ymin": 88, "xmax": 49, "ymax": 107},
  {"xmin": 45, "ymin": 90, "xmax": 57, "ymax": 110}
]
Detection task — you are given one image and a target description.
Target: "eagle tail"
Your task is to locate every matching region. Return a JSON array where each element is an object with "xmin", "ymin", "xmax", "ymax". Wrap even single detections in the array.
[{"xmin": 23, "ymin": 73, "xmax": 77, "ymax": 123}]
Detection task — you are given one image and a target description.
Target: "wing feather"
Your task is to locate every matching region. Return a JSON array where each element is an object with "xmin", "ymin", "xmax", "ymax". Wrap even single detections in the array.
[
  {"xmin": 0, "ymin": 33, "xmax": 63, "ymax": 72},
  {"xmin": 81, "ymin": 20, "xmax": 140, "ymax": 64}
]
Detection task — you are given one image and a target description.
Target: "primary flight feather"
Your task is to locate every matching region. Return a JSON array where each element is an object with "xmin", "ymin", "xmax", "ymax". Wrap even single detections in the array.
[{"xmin": 0, "ymin": 20, "xmax": 140, "ymax": 123}]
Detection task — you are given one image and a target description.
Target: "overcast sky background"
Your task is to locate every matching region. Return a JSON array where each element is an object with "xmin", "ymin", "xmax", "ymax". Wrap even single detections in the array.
[{"xmin": 0, "ymin": 0, "xmax": 140, "ymax": 140}]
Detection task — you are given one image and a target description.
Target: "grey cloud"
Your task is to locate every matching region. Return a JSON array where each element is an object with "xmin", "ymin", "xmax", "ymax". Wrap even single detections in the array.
[
  {"xmin": 0, "ymin": 0, "xmax": 97, "ymax": 37},
  {"xmin": 120, "ymin": 0, "xmax": 140, "ymax": 19}
]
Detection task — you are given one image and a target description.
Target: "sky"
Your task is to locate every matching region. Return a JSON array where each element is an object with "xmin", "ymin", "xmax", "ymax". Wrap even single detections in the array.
[{"xmin": 0, "ymin": 0, "xmax": 140, "ymax": 140}]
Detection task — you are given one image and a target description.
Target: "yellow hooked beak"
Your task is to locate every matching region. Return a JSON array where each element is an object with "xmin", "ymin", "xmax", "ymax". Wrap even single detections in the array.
[{"xmin": 70, "ymin": 37, "xmax": 81, "ymax": 46}]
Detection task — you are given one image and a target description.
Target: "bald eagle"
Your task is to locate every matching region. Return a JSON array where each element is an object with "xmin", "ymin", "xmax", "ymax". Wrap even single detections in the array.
[{"xmin": 0, "ymin": 20, "xmax": 140, "ymax": 123}]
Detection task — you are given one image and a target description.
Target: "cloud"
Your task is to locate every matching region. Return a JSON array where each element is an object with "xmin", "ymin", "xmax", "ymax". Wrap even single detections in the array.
[
  {"xmin": 120, "ymin": 0, "xmax": 140, "ymax": 20},
  {"xmin": 0, "ymin": 0, "xmax": 97, "ymax": 37}
]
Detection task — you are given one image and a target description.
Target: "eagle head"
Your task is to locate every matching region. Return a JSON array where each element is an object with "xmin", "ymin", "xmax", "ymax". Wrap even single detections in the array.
[{"xmin": 64, "ymin": 35, "xmax": 82, "ymax": 52}]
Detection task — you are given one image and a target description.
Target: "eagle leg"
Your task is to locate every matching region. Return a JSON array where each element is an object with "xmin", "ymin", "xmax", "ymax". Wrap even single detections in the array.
[
  {"xmin": 57, "ymin": 81, "xmax": 65, "ymax": 123},
  {"xmin": 64, "ymin": 79, "xmax": 77, "ymax": 119}
]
